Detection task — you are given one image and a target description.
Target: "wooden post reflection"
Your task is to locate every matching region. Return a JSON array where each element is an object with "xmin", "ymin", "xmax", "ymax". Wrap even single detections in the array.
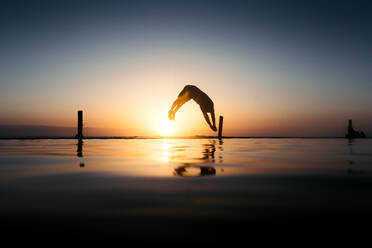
[{"xmin": 77, "ymin": 138, "xmax": 83, "ymax": 157}]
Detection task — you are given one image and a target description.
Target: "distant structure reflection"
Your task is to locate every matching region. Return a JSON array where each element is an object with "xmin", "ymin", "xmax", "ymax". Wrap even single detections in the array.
[{"xmin": 346, "ymin": 139, "xmax": 364, "ymax": 175}]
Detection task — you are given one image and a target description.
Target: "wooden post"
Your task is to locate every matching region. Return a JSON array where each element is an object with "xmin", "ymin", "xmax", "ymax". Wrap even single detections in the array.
[
  {"xmin": 218, "ymin": 116, "xmax": 223, "ymax": 139},
  {"xmin": 76, "ymin": 110, "xmax": 83, "ymax": 139}
]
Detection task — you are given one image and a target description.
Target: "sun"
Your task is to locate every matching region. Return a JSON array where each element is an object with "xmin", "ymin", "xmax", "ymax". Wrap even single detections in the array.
[{"xmin": 157, "ymin": 119, "xmax": 175, "ymax": 137}]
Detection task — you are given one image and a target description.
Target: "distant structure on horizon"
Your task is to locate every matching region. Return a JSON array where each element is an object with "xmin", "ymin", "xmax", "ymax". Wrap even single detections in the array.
[{"xmin": 345, "ymin": 119, "xmax": 366, "ymax": 139}]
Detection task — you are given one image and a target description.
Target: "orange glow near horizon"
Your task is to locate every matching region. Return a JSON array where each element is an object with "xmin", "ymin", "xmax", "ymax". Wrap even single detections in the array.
[{"xmin": 1, "ymin": 52, "xmax": 371, "ymax": 137}]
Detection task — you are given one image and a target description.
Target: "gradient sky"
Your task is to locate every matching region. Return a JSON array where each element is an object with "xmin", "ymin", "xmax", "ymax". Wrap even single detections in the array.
[{"xmin": 1, "ymin": 0, "xmax": 371, "ymax": 136}]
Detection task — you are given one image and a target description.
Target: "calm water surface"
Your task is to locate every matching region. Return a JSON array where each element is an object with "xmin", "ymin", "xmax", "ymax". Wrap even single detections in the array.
[{"xmin": 1, "ymin": 138, "xmax": 372, "ymax": 242}]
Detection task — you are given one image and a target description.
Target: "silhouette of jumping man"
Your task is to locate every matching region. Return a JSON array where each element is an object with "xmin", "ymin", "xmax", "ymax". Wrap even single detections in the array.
[{"xmin": 169, "ymin": 85, "xmax": 217, "ymax": 131}]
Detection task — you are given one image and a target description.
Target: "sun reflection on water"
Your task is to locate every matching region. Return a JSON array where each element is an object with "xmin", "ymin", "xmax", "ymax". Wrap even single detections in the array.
[{"xmin": 162, "ymin": 139, "xmax": 170, "ymax": 162}]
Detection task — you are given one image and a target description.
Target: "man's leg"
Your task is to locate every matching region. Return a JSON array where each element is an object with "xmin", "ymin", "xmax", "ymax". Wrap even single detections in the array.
[
  {"xmin": 210, "ymin": 110, "xmax": 216, "ymax": 129},
  {"xmin": 203, "ymin": 112, "xmax": 217, "ymax": 131}
]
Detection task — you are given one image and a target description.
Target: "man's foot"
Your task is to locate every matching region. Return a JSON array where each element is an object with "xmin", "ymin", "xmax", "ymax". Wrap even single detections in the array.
[{"xmin": 168, "ymin": 110, "xmax": 174, "ymax": 120}]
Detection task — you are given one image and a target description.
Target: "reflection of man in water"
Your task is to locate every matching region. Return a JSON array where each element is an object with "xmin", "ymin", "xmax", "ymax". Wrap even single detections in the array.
[{"xmin": 169, "ymin": 85, "xmax": 217, "ymax": 131}]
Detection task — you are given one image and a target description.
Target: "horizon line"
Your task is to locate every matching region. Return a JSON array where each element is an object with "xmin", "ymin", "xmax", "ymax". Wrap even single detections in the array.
[{"xmin": 0, "ymin": 135, "xmax": 367, "ymax": 140}]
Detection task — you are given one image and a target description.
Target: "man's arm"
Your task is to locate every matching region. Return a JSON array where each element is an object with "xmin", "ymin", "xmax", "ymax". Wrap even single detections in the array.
[
  {"xmin": 170, "ymin": 98, "xmax": 182, "ymax": 112},
  {"xmin": 169, "ymin": 96, "xmax": 188, "ymax": 120}
]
